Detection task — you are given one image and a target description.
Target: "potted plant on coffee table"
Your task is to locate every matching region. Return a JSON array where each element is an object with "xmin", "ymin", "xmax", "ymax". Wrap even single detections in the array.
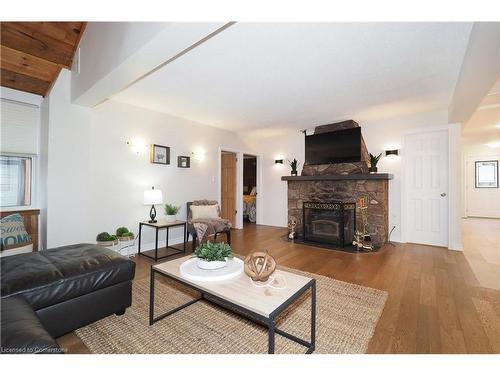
[
  {"xmin": 369, "ymin": 152, "xmax": 382, "ymax": 173},
  {"xmin": 194, "ymin": 241, "xmax": 233, "ymax": 270},
  {"xmin": 164, "ymin": 203, "xmax": 180, "ymax": 222}
]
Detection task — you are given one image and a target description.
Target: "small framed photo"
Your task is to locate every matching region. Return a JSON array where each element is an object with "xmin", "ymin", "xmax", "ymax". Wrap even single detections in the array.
[
  {"xmin": 475, "ymin": 160, "xmax": 498, "ymax": 188},
  {"xmin": 150, "ymin": 144, "xmax": 170, "ymax": 165},
  {"xmin": 177, "ymin": 156, "xmax": 190, "ymax": 168}
]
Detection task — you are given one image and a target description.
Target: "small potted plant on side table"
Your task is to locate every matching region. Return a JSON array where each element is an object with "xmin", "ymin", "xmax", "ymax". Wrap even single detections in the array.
[
  {"xmin": 369, "ymin": 153, "xmax": 382, "ymax": 174},
  {"xmin": 194, "ymin": 242, "xmax": 233, "ymax": 270},
  {"xmin": 164, "ymin": 203, "xmax": 180, "ymax": 222}
]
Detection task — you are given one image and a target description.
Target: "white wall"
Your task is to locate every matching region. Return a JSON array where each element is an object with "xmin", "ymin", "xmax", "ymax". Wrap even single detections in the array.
[
  {"xmin": 39, "ymin": 97, "xmax": 49, "ymax": 250},
  {"xmin": 243, "ymin": 111, "xmax": 456, "ymax": 245},
  {"xmin": 46, "ymin": 70, "xmax": 92, "ymax": 248},
  {"xmin": 46, "ymin": 70, "xmax": 245, "ymax": 250},
  {"xmin": 462, "ymin": 142, "xmax": 500, "ymax": 218},
  {"xmin": 243, "ymin": 129, "xmax": 304, "ymax": 227}
]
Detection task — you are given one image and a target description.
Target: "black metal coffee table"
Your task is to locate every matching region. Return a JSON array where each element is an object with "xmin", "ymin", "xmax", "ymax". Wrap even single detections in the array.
[{"xmin": 149, "ymin": 255, "xmax": 316, "ymax": 354}]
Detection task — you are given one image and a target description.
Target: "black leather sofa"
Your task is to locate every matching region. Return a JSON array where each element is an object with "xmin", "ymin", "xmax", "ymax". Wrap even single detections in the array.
[{"xmin": 1, "ymin": 244, "xmax": 135, "ymax": 354}]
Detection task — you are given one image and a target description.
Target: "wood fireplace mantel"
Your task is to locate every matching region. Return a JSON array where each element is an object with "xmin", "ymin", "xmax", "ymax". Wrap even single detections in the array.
[{"xmin": 281, "ymin": 173, "xmax": 393, "ymax": 182}]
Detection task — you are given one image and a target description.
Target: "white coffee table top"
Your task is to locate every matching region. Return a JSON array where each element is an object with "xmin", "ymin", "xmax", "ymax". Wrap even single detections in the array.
[{"xmin": 153, "ymin": 255, "xmax": 313, "ymax": 318}]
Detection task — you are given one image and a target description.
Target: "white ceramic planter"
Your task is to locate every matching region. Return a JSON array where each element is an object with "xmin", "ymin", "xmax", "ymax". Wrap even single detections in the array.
[
  {"xmin": 165, "ymin": 214, "xmax": 176, "ymax": 222},
  {"xmin": 197, "ymin": 258, "xmax": 227, "ymax": 270}
]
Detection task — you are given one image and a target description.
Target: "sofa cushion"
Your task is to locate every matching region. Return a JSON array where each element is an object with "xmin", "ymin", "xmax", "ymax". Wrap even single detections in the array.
[
  {"xmin": 0, "ymin": 244, "xmax": 135, "ymax": 310},
  {"xmin": 1, "ymin": 295, "xmax": 61, "ymax": 354},
  {"xmin": 0, "ymin": 213, "xmax": 32, "ymax": 251}
]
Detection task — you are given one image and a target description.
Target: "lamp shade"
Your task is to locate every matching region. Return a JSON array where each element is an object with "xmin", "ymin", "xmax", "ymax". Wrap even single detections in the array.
[{"xmin": 144, "ymin": 188, "xmax": 163, "ymax": 205}]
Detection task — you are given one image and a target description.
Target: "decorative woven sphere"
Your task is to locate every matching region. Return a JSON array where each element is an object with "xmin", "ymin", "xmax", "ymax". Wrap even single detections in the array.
[{"xmin": 244, "ymin": 251, "xmax": 277, "ymax": 282}]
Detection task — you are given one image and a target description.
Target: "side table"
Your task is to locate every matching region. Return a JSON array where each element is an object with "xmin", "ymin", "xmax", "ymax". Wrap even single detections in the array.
[{"xmin": 138, "ymin": 219, "xmax": 187, "ymax": 262}]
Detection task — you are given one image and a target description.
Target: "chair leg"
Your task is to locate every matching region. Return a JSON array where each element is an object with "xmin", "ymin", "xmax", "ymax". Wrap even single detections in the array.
[
  {"xmin": 214, "ymin": 232, "xmax": 218, "ymax": 242},
  {"xmin": 226, "ymin": 230, "xmax": 231, "ymax": 245}
]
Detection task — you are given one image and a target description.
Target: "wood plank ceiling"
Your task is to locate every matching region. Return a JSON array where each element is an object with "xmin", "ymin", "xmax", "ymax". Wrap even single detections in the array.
[{"xmin": 0, "ymin": 22, "xmax": 86, "ymax": 97}]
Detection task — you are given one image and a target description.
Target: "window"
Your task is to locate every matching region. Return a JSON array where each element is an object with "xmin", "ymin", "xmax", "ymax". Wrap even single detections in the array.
[
  {"xmin": 475, "ymin": 160, "xmax": 499, "ymax": 188},
  {"xmin": 0, "ymin": 155, "xmax": 32, "ymax": 207}
]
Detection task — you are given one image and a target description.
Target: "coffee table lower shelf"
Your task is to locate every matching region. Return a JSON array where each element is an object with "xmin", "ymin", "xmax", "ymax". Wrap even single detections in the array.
[{"xmin": 149, "ymin": 266, "xmax": 316, "ymax": 354}]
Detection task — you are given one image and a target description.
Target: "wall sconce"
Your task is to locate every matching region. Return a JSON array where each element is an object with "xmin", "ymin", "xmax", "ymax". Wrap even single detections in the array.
[
  {"xmin": 127, "ymin": 138, "xmax": 148, "ymax": 155},
  {"xmin": 385, "ymin": 149, "xmax": 399, "ymax": 157},
  {"xmin": 192, "ymin": 150, "xmax": 206, "ymax": 161},
  {"xmin": 275, "ymin": 159, "xmax": 284, "ymax": 164}
]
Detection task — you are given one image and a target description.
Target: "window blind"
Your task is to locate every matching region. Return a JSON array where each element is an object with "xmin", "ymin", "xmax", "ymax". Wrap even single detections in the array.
[{"xmin": 0, "ymin": 99, "xmax": 39, "ymax": 155}]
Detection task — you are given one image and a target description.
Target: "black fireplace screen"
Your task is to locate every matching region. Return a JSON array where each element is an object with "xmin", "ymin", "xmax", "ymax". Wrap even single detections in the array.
[{"xmin": 303, "ymin": 201, "xmax": 356, "ymax": 247}]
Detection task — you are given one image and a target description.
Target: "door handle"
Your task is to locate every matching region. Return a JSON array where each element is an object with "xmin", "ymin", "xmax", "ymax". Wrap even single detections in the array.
[{"xmin": 440, "ymin": 192, "xmax": 447, "ymax": 197}]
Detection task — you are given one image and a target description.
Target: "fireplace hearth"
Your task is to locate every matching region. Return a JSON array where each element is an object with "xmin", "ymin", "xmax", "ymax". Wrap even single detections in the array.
[{"xmin": 303, "ymin": 201, "xmax": 356, "ymax": 247}]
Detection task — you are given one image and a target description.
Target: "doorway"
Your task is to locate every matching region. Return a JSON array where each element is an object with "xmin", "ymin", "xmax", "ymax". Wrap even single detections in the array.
[
  {"xmin": 218, "ymin": 147, "xmax": 262, "ymax": 229},
  {"xmin": 404, "ymin": 129, "xmax": 449, "ymax": 247},
  {"xmin": 243, "ymin": 154, "xmax": 257, "ymax": 226},
  {"xmin": 220, "ymin": 151, "xmax": 237, "ymax": 225}
]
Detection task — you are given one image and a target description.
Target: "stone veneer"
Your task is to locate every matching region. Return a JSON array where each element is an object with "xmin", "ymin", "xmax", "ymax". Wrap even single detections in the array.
[
  {"xmin": 285, "ymin": 120, "xmax": 391, "ymax": 246},
  {"xmin": 287, "ymin": 178, "xmax": 389, "ymax": 245}
]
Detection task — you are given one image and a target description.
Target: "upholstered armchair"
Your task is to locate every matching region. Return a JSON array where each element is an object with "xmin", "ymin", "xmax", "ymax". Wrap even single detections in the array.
[{"xmin": 186, "ymin": 201, "xmax": 231, "ymax": 250}]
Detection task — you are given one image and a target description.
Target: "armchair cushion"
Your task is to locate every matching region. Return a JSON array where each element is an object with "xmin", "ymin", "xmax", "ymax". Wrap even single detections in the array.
[{"xmin": 190, "ymin": 204, "xmax": 219, "ymax": 219}]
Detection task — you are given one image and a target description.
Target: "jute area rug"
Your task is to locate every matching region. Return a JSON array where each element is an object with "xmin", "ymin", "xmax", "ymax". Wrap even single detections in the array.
[{"xmin": 76, "ymin": 268, "xmax": 387, "ymax": 354}]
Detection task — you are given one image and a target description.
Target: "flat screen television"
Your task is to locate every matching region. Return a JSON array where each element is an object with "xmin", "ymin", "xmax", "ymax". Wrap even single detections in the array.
[{"xmin": 305, "ymin": 127, "xmax": 361, "ymax": 165}]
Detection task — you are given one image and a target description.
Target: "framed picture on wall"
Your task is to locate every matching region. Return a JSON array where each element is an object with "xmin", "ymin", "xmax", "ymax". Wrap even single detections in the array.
[
  {"xmin": 475, "ymin": 160, "xmax": 498, "ymax": 188},
  {"xmin": 177, "ymin": 156, "xmax": 190, "ymax": 168},
  {"xmin": 150, "ymin": 144, "xmax": 170, "ymax": 165}
]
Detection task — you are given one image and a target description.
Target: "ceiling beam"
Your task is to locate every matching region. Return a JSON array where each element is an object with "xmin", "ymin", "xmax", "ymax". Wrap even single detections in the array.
[
  {"xmin": 449, "ymin": 22, "xmax": 500, "ymax": 124},
  {"xmin": 72, "ymin": 22, "xmax": 233, "ymax": 106},
  {"xmin": 1, "ymin": 68, "xmax": 51, "ymax": 96}
]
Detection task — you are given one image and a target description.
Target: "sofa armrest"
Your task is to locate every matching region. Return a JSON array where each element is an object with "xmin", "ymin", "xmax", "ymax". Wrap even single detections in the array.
[{"xmin": 1, "ymin": 296, "xmax": 62, "ymax": 354}]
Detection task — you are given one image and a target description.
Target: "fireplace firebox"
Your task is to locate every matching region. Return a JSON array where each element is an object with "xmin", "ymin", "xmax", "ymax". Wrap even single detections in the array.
[{"xmin": 303, "ymin": 201, "xmax": 356, "ymax": 247}]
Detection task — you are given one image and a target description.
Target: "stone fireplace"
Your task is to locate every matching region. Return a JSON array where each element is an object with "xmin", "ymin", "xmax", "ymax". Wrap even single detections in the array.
[{"xmin": 282, "ymin": 120, "xmax": 393, "ymax": 249}]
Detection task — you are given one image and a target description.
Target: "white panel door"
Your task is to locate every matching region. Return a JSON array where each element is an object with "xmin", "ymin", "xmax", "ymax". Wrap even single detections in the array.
[{"xmin": 405, "ymin": 130, "xmax": 449, "ymax": 247}]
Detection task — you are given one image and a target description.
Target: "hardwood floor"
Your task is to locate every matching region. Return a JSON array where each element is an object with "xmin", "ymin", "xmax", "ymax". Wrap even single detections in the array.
[{"xmin": 57, "ymin": 224, "xmax": 500, "ymax": 354}]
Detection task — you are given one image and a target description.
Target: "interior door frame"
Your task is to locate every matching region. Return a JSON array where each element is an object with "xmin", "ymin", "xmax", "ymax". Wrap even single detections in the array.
[
  {"xmin": 401, "ymin": 125, "xmax": 455, "ymax": 248},
  {"xmin": 217, "ymin": 146, "xmax": 263, "ymax": 230}
]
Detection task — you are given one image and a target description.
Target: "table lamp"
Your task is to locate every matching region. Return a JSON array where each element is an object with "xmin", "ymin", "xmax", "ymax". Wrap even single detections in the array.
[{"xmin": 144, "ymin": 186, "xmax": 163, "ymax": 223}]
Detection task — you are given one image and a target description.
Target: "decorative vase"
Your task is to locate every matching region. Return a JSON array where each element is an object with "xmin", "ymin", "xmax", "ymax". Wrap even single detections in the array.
[
  {"xmin": 244, "ymin": 251, "xmax": 277, "ymax": 282},
  {"xmin": 291, "ymin": 170, "xmax": 298, "ymax": 176},
  {"xmin": 369, "ymin": 166, "xmax": 378, "ymax": 174},
  {"xmin": 197, "ymin": 258, "xmax": 227, "ymax": 270},
  {"xmin": 165, "ymin": 214, "xmax": 176, "ymax": 222}
]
